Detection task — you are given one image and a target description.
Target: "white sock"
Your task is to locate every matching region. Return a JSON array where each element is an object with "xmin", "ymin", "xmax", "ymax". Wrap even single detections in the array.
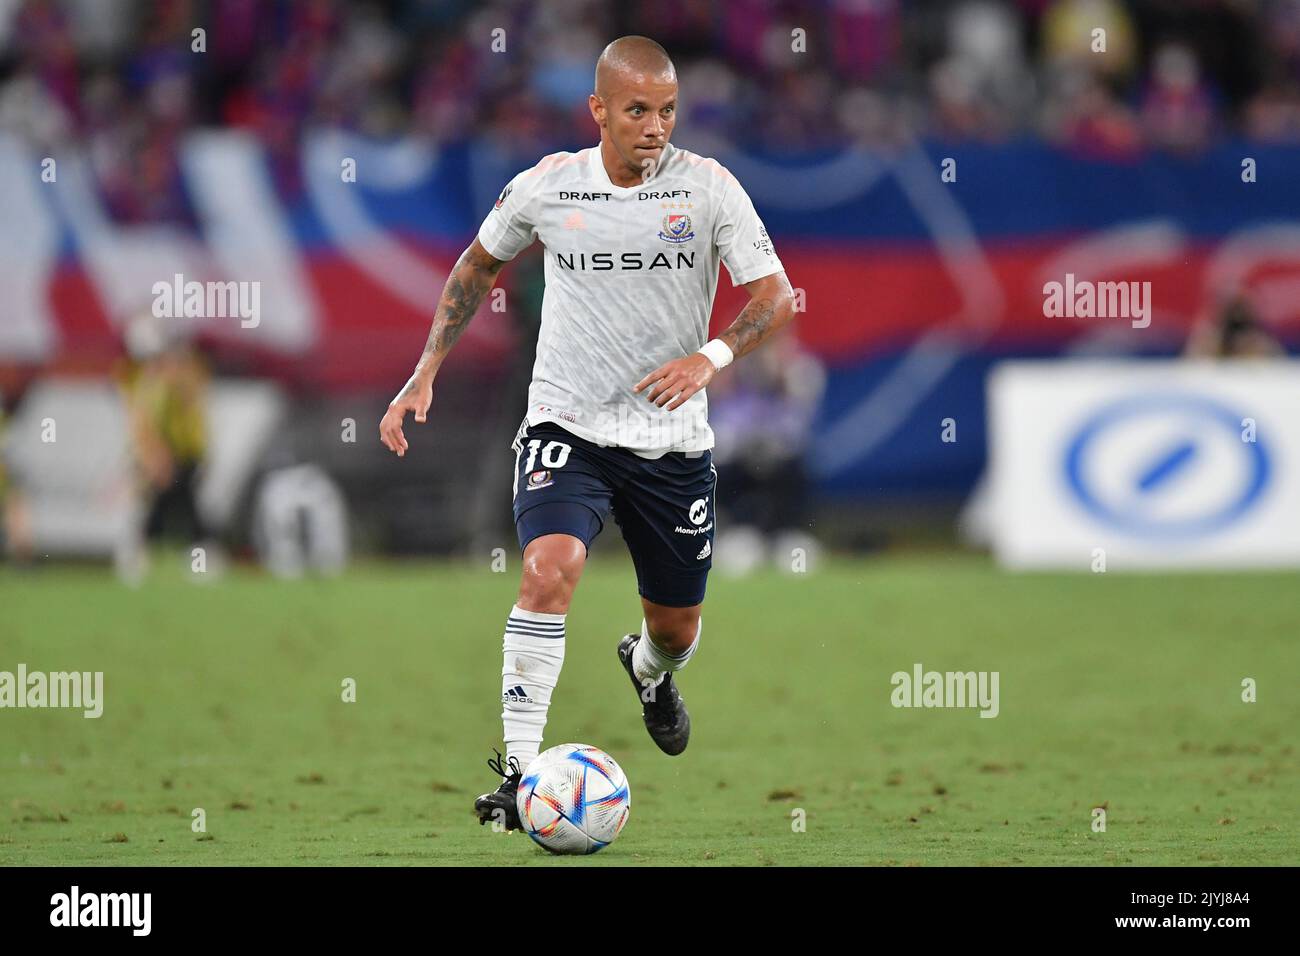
[
  {"xmin": 632, "ymin": 617, "xmax": 700, "ymax": 687},
  {"xmin": 501, "ymin": 604, "xmax": 566, "ymax": 775}
]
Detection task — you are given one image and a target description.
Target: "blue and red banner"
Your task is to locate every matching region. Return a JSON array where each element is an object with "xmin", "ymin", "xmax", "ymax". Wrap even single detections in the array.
[{"xmin": 3, "ymin": 132, "xmax": 1297, "ymax": 494}]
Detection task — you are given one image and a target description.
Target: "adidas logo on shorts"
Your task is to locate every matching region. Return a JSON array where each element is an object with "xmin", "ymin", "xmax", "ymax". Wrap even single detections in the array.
[
  {"xmin": 502, "ymin": 685, "xmax": 535, "ymax": 704},
  {"xmin": 695, "ymin": 540, "xmax": 711, "ymax": 560}
]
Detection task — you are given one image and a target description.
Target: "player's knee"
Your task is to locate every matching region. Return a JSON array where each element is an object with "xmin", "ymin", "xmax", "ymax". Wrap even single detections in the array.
[
  {"xmin": 517, "ymin": 535, "xmax": 585, "ymax": 613},
  {"xmin": 517, "ymin": 562, "xmax": 575, "ymax": 614},
  {"xmin": 644, "ymin": 606, "xmax": 700, "ymax": 656}
]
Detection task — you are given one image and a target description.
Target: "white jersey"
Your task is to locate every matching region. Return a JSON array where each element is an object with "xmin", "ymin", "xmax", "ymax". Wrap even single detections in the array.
[{"xmin": 476, "ymin": 142, "xmax": 783, "ymax": 457}]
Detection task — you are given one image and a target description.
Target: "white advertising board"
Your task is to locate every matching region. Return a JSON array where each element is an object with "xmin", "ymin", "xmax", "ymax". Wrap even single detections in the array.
[{"xmin": 988, "ymin": 360, "xmax": 1300, "ymax": 569}]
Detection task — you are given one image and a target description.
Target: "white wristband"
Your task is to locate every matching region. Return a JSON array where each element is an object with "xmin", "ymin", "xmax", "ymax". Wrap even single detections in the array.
[{"xmin": 697, "ymin": 339, "xmax": 734, "ymax": 371}]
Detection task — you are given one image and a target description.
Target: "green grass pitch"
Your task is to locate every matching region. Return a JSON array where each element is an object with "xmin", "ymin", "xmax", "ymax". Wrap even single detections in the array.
[{"xmin": 2, "ymin": 554, "xmax": 1296, "ymax": 866}]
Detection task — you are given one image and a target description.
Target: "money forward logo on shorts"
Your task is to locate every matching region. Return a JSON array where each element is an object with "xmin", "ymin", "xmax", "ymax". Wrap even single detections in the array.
[
  {"xmin": 674, "ymin": 498, "xmax": 713, "ymax": 536},
  {"xmin": 689, "ymin": 499, "xmax": 708, "ymax": 525}
]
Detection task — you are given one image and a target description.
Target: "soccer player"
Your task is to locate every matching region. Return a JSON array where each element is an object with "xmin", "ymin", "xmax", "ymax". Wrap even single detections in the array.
[{"xmin": 378, "ymin": 36, "xmax": 796, "ymax": 830}]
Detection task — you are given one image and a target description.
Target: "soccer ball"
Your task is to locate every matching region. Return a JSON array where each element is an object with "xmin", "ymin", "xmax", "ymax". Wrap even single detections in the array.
[{"xmin": 516, "ymin": 743, "xmax": 631, "ymax": 855}]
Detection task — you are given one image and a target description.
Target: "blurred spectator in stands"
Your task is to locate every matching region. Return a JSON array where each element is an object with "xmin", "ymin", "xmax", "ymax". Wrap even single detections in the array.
[
  {"xmin": 1266, "ymin": 0, "xmax": 1300, "ymax": 80},
  {"xmin": 929, "ymin": 55, "xmax": 995, "ymax": 140},
  {"xmin": 1036, "ymin": 0, "xmax": 1145, "ymax": 157},
  {"xmin": 1245, "ymin": 80, "xmax": 1300, "ymax": 142},
  {"xmin": 116, "ymin": 314, "xmax": 215, "ymax": 574},
  {"xmin": 718, "ymin": 0, "xmax": 776, "ymax": 72},
  {"xmin": 1140, "ymin": 42, "xmax": 1217, "ymax": 154},
  {"xmin": 764, "ymin": 67, "xmax": 840, "ymax": 149},
  {"xmin": 709, "ymin": 327, "xmax": 825, "ymax": 575},
  {"xmin": 928, "ymin": 1, "xmax": 1035, "ymax": 141},
  {"xmin": 1043, "ymin": 68, "xmax": 1142, "ymax": 158},
  {"xmin": 11, "ymin": 0, "xmax": 81, "ymax": 119},
  {"xmin": 676, "ymin": 58, "xmax": 742, "ymax": 138},
  {"xmin": 0, "ymin": 64, "xmax": 72, "ymax": 147},
  {"xmin": 411, "ymin": 32, "xmax": 482, "ymax": 141},
  {"xmin": 835, "ymin": 84, "xmax": 912, "ymax": 148},
  {"xmin": 1184, "ymin": 293, "xmax": 1286, "ymax": 358},
  {"xmin": 829, "ymin": 0, "xmax": 901, "ymax": 84},
  {"xmin": 0, "ymin": 390, "xmax": 34, "ymax": 565},
  {"xmin": 1040, "ymin": 0, "xmax": 1138, "ymax": 84}
]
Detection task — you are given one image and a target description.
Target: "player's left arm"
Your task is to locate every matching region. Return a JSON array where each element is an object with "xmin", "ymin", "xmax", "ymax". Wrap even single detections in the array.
[{"xmin": 635, "ymin": 270, "xmax": 796, "ymax": 410}]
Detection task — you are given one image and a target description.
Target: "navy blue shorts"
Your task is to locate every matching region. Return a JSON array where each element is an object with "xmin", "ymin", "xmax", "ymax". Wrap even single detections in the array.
[{"xmin": 511, "ymin": 419, "xmax": 717, "ymax": 607}]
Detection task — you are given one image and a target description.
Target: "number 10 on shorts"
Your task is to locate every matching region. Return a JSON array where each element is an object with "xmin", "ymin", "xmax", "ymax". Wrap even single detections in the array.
[{"xmin": 523, "ymin": 439, "xmax": 571, "ymax": 472}]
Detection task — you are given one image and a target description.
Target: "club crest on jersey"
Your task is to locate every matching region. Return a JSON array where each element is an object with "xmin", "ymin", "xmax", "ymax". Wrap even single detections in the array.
[
  {"xmin": 526, "ymin": 469, "xmax": 553, "ymax": 490},
  {"xmin": 658, "ymin": 214, "xmax": 695, "ymax": 243},
  {"xmin": 494, "ymin": 184, "xmax": 513, "ymax": 210}
]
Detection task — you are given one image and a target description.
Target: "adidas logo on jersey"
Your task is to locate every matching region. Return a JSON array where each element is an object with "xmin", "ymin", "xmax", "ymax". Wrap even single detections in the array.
[
  {"xmin": 695, "ymin": 540, "xmax": 711, "ymax": 560},
  {"xmin": 502, "ymin": 685, "xmax": 534, "ymax": 704}
]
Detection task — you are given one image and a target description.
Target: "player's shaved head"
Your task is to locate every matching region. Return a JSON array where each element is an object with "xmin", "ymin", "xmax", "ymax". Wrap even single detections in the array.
[
  {"xmin": 594, "ymin": 36, "xmax": 676, "ymax": 97},
  {"xmin": 589, "ymin": 36, "xmax": 678, "ymax": 187}
]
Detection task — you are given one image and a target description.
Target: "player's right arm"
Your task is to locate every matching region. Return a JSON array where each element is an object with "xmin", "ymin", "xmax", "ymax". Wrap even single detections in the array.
[{"xmin": 379, "ymin": 238, "xmax": 508, "ymax": 457}]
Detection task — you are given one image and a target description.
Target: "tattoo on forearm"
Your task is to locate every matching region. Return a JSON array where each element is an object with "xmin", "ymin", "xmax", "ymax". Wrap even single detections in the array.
[
  {"xmin": 425, "ymin": 271, "xmax": 485, "ymax": 355},
  {"xmin": 720, "ymin": 297, "xmax": 776, "ymax": 358},
  {"xmin": 403, "ymin": 246, "xmax": 503, "ymax": 396}
]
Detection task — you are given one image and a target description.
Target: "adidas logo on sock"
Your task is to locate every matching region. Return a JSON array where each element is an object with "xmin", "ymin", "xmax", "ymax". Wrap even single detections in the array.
[
  {"xmin": 695, "ymin": 540, "xmax": 711, "ymax": 560},
  {"xmin": 502, "ymin": 685, "xmax": 535, "ymax": 704}
]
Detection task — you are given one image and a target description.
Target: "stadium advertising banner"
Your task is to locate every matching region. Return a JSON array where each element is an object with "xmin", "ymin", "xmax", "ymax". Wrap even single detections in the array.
[
  {"xmin": 988, "ymin": 360, "xmax": 1300, "ymax": 569},
  {"xmin": 7, "ymin": 135, "xmax": 1299, "ymax": 498}
]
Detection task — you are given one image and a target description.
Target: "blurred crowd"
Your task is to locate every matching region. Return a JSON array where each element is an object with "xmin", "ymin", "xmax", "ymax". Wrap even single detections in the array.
[{"xmin": 3, "ymin": 0, "xmax": 1300, "ymax": 220}]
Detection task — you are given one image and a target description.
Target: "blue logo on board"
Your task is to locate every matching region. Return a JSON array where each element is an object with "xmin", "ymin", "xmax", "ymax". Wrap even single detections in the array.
[{"xmin": 1062, "ymin": 394, "xmax": 1270, "ymax": 538}]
